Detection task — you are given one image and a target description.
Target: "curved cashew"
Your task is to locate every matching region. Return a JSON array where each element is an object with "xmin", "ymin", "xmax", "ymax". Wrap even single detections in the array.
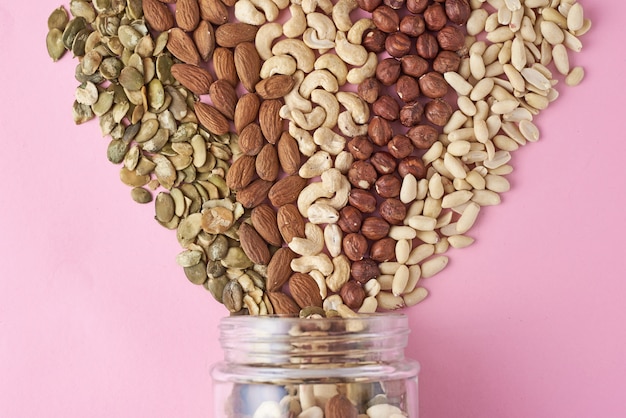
[
  {"xmin": 337, "ymin": 110, "xmax": 368, "ymax": 137},
  {"xmin": 303, "ymin": 28, "xmax": 335, "ymax": 52},
  {"xmin": 317, "ymin": 174, "xmax": 350, "ymax": 209},
  {"xmin": 310, "ymin": 89, "xmax": 339, "ymax": 128},
  {"xmin": 298, "ymin": 150, "xmax": 332, "ymax": 178},
  {"xmin": 269, "ymin": 0, "xmax": 290, "ymax": 10},
  {"xmin": 306, "ymin": 13, "xmax": 336, "ymax": 50},
  {"xmin": 299, "ymin": 69, "xmax": 339, "ymax": 98},
  {"xmin": 307, "ymin": 203, "xmax": 340, "ymax": 224},
  {"xmin": 272, "ymin": 39, "xmax": 316, "ymax": 73},
  {"xmin": 255, "ymin": 23, "xmax": 283, "ymax": 60},
  {"xmin": 291, "ymin": 254, "xmax": 334, "ymax": 276},
  {"xmin": 333, "ymin": 150, "xmax": 353, "ymax": 174},
  {"xmin": 346, "ymin": 51, "xmax": 378, "ymax": 85},
  {"xmin": 235, "ymin": 0, "xmax": 266, "ymax": 25},
  {"xmin": 314, "ymin": 53, "xmax": 348, "ymax": 86},
  {"xmin": 326, "ymin": 255, "xmax": 350, "ymax": 292},
  {"xmin": 283, "ymin": 4, "xmax": 306, "ymax": 38},
  {"xmin": 297, "ymin": 181, "xmax": 333, "ymax": 216},
  {"xmin": 260, "ymin": 54, "xmax": 297, "ymax": 78},
  {"xmin": 334, "ymin": 31, "xmax": 367, "ymax": 66},
  {"xmin": 290, "ymin": 106, "xmax": 327, "ymax": 131},
  {"xmin": 302, "ymin": 0, "xmax": 333, "ymax": 14},
  {"xmin": 250, "ymin": 0, "xmax": 279, "ymax": 21},
  {"xmin": 313, "ymin": 126, "xmax": 345, "ymax": 155},
  {"xmin": 283, "ymin": 70, "xmax": 312, "ymax": 113},
  {"xmin": 324, "ymin": 224, "xmax": 343, "ymax": 258},
  {"xmin": 289, "ymin": 122, "xmax": 316, "ymax": 156},
  {"xmin": 347, "ymin": 18, "xmax": 374, "ymax": 44},
  {"xmin": 288, "ymin": 222, "xmax": 325, "ymax": 256},
  {"xmin": 336, "ymin": 91, "xmax": 369, "ymax": 124},
  {"xmin": 321, "ymin": 168, "xmax": 343, "ymax": 193},
  {"xmin": 309, "ymin": 269, "xmax": 328, "ymax": 299},
  {"xmin": 332, "ymin": 0, "xmax": 357, "ymax": 32}
]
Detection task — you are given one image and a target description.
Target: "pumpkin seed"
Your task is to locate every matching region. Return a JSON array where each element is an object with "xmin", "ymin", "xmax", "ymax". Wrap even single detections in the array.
[
  {"xmin": 107, "ymin": 138, "xmax": 129, "ymax": 163},
  {"xmin": 62, "ymin": 17, "xmax": 86, "ymax": 50},
  {"xmin": 46, "ymin": 29, "xmax": 66, "ymax": 61},
  {"xmin": 48, "ymin": 6, "xmax": 69, "ymax": 31},
  {"xmin": 130, "ymin": 186, "xmax": 152, "ymax": 204}
]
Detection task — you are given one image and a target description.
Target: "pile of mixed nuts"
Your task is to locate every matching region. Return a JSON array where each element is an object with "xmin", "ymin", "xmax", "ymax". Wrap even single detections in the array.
[{"xmin": 46, "ymin": 0, "xmax": 590, "ymax": 317}]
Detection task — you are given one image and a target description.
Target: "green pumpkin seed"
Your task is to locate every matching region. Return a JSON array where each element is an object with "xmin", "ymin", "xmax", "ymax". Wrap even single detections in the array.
[
  {"xmin": 119, "ymin": 66, "xmax": 143, "ymax": 91},
  {"xmin": 48, "ymin": 6, "xmax": 69, "ymax": 31},
  {"xmin": 130, "ymin": 187, "xmax": 152, "ymax": 204},
  {"xmin": 75, "ymin": 81, "xmax": 99, "ymax": 105},
  {"xmin": 92, "ymin": 90, "xmax": 114, "ymax": 116},
  {"xmin": 205, "ymin": 276, "xmax": 228, "ymax": 303},
  {"xmin": 126, "ymin": 0, "xmax": 143, "ymax": 20},
  {"xmin": 46, "ymin": 28, "xmax": 66, "ymax": 62},
  {"xmin": 62, "ymin": 17, "xmax": 86, "ymax": 50},
  {"xmin": 107, "ymin": 138, "xmax": 129, "ymax": 163},
  {"xmin": 72, "ymin": 100, "xmax": 94, "ymax": 124},
  {"xmin": 70, "ymin": 0, "xmax": 96, "ymax": 23},
  {"xmin": 184, "ymin": 261, "xmax": 208, "ymax": 285}
]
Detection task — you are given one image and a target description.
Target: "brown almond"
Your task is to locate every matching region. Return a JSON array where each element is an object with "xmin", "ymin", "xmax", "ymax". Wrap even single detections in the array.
[
  {"xmin": 255, "ymin": 143, "xmax": 279, "ymax": 181},
  {"xmin": 267, "ymin": 292, "xmax": 301, "ymax": 315},
  {"xmin": 235, "ymin": 179, "xmax": 273, "ymax": 208},
  {"xmin": 225, "ymin": 155, "xmax": 257, "ymax": 190},
  {"xmin": 198, "ymin": 0, "xmax": 228, "ymax": 26},
  {"xmin": 215, "ymin": 22, "xmax": 259, "ymax": 47},
  {"xmin": 167, "ymin": 27, "xmax": 201, "ymax": 66},
  {"xmin": 234, "ymin": 92, "xmax": 260, "ymax": 133},
  {"xmin": 208, "ymin": 79, "xmax": 237, "ymax": 120},
  {"xmin": 325, "ymin": 394, "xmax": 358, "ymax": 418},
  {"xmin": 266, "ymin": 247, "xmax": 297, "ymax": 291},
  {"xmin": 259, "ymin": 99, "xmax": 283, "ymax": 144},
  {"xmin": 176, "ymin": 0, "xmax": 200, "ymax": 32},
  {"xmin": 234, "ymin": 42, "xmax": 261, "ymax": 93},
  {"xmin": 277, "ymin": 131, "xmax": 301, "ymax": 175},
  {"xmin": 268, "ymin": 175, "xmax": 307, "ymax": 207},
  {"xmin": 238, "ymin": 222, "xmax": 270, "ymax": 265},
  {"xmin": 288, "ymin": 273, "xmax": 323, "ymax": 308},
  {"xmin": 144, "ymin": 0, "xmax": 175, "ymax": 32},
  {"xmin": 251, "ymin": 204, "xmax": 283, "ymax": 247},
  {"xmin": 255, "ymin": 75, "xmax": 296, "ymax": 100},
  {"xmin": 212, "ymin": 47, "xmax": 238, "ymax": 87},
  {"xmin": 171, "ymin": 63, "xmax": 213, "ymax": 95},
  {"xmin": 193, "ymin": 20, "xmax": 215, "ymax": 61},
  {"xmin": 277, "ymin": 203, "xmax": 306, "ymax": 243},
  {"xmin": 238, "ymin": 123, "xmax": 265, "ymax": 156},
  {"xmin": 194, "ymin": 101, "xmax": 230, "ymax": 135}
]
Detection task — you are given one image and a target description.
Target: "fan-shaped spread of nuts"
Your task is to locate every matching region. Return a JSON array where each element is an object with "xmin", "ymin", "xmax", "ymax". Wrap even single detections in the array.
[{"xmin": 47, "ymin": 0, "xmax": 590, "ymax": 317}]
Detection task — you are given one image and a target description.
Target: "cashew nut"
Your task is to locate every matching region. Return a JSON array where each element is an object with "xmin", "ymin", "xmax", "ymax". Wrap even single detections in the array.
[
  {"xmin": 289, "ymin": 122, "xmax": 316, "ymax": 156},
  {"xmin": 313, "ymin": 126, "xmax": 345, "ymax": 155},
  {"xmin": 272, "ymin": 39, "xmax": 316, "ymax": 73},
  {"xmin": 347, "ymin": 18, "xmax": 375, "ymax": 44},
  {"xmin": 250, "ymin": 0, "xmax": 279, "ymax": 21},
  {"xmin": 334, "ymin": 150, "xmax": 354, "ymax": 174},
  {"xmin": 314, "ymin": 53, "xmax": 348, "ymax": 86},
  {"xmin": 291, "ymin": 254, "xmax": 334, "ymax": 276},
  {"xmin": 325, "ymin": 255, "xmax": 350, "ymax": 291},
  {"xmin": 283, "ymin": 4, "xmax": 306, "ymax": 38},
  {"xmin": 235, "ymin": 0, "xmax": 266, "ymax": 25},
  {"xmin": 255, "ymin": 23, "xmax": 283, "ymax": 60},
  {"xmin": 260, "ymin": 54, "xmax": 297, "ymax": 78},
  {"xmin": 310, "ymin": 89, "xmax": 339, "ymax": 128},
  {"xmin": 332, "ymin": 0, "xmax": 357, "ymax": 32},
  {"xmin": 303, "ymin": 28, "xmax": 335, "ymax": 52},
  {"xmin": 302, "ymin": 0, "xmax": 333, "ymax": 14},
  {"xmin": 336, "ymin": 91, "xmax": 369, "ymax": 124},
  {"xmin": 299, "ymin": 69, "xmax": 339, "ymax": 98},
  {"xmin": 309, "ymin": 269, "xmax": 328, "ymax": 299},
  {"xmin": 290, "ymin": 106, "xmax": 327, "ymax": 130},
  {"xmin": 324, "ymin": 224, "xmax": 343, "ymax": 258},
  {"xmin": 346, "ymin": 51, "xmax": 378, "ymax": 85},
  {"xmin": 288, "ymin": 222, "xmax": 325, "ymax": 256},
  {"xmin": 337, "ymin": 110, "xmax": 368, "ymax": 137},
  {"xmin": 304, "ymin": 12, "xmax": 336, "ymax": 52},
  {"xmin": 284, "ymin": 70, "xmax": 313, "ymax": 112},
  {"xmin": 297, "ymin": 181, "xmax": 333, "ymax": 216},
  {"xmin": 298, "ymin": 150, "xmax": 332, "ymax": 178},
  {"xmin": 334, "ymin": 31, "xmax": 368, "ymax": 66},
  {"xmin": 307, "ymin": 202, "xmax": 340, "ymax": 224},
  {"xmin": 269, "ymin": 0, "xmax": 289, "ymax": 10},
  {"xmin": 317, "ymin": 174, "xmax": 350, "ymax": 209}
]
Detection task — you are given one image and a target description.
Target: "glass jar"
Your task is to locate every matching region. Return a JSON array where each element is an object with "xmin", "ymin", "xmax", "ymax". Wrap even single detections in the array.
[{"xmin": 211, "ymin": 313, "xmax": 420, "ymax": 417}]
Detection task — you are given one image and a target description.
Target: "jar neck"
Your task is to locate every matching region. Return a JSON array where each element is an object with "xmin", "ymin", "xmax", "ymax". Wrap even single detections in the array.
[{"xmin": 218, "ymin": 314, "xmax": 411, "ymax": 367}]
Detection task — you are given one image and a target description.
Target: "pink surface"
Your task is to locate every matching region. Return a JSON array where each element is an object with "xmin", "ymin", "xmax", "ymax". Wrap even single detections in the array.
[{"xmin": 1, "ymin": 1, "xmax": 625, "ymax": 417}]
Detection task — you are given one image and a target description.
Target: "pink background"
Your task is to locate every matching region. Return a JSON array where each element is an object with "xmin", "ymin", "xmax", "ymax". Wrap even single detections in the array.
[{"xmin": 1, "ymin": 1, "xmax": 625, "ymax": 417}]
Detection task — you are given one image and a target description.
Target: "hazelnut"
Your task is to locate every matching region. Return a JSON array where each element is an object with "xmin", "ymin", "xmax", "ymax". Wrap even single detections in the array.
[
  {"xmin": 395, "ymin": 75, "xmax": 420, "ymax": 103},
  {"xmin": 361, "ymin": 216, "xmax": 391, "ymax": 240},
  {"xmin": 358, "ymin": 77, "xmax": 381, "ymax": 104},
  {"xmin": 375, "ymin": 174, "xmax": 402, "ymax": 198},
  {"xmin": 418, "ymin": 71, "xmax": 449, "ymax": 98},
  {"xmin": 398, "ymin": 156, "xmax": 427, "ymax": 179},
  {"xmin": 400, "ymin": 55, "xmax": 429, "ymax": 78},
  {"xmin": 415, "ymin": 32, "xmax": 439, "ymax": 60},
  {"xmin": 372, "ymin": 95, "xmax": 400, "ymax": 121},
  {"xmin": 343, "ymin": 233, "xmax": 369, "ymax": 261},
  {"xmin": 363, "ymin": 28, "xmax": 387, "ymax": 53},
  {"xmin": 384, "ymin": 0, "xmax": 405, "ymax": 10},
  {"xmin": 370, "ymin": 238, "xmax": 397, "ymax": 262},
  {"xmin": 407, "ymin": 124, "xmax": 439, "ymax": 149},
  {"xmin": 349, "ymin": 189, "xmax": 378, "ymax": 213},
  {"xmin": 437, "ymin": 25, "xmax": 466, "ymax": 52},
  {"xmin": 385, "ymin": 32, "xmax": 412, "ymax": 58},
  {"xmin": 379, "ymin": 198, "xmax": 407, "ymax": 225},
  {"xmin": 433, "ymin": 50, "xmax": 461, "ymax": 73},
  {"xmin": 400, "ymin": 15, "xmax": 425, "ymax": 38},
  {"xmin": 370, "ymin": 151, "xmax": 397, "ymax": 175},
  {"xmin": 348, "ymin": 135, "xmax": 374, "ymax": 160},
  {"xmin": 424, "ymin": 3, "xmax": 448, "ymax": 31},
  {"xmin": 376, "ymin": 58, "xmax": 402, "ymax": 86},
  {"xmin": 351, "ymin": 259, "xmax": 380, "ymax": 284},
  {"xmin": 348, "ymin": 160, "xmax": 378, "ymax": 189},
  {"xmin": 339, "ymin": 280, "xmax": 366, "ymax": 309},
  {"xmin": 338, "ymin": 206, "xmax": 363, "ymax": 233},
  {"xmin": 356, "ymin": 0, "xmax": 383, "ymax": 12},
  {"xmin": 445, "ymin": 0, "xmax": 471, "ymax": 25},
  {"xmin": 399, "ymin": 101, "xmax": 424, "ymax": 127},
  {"xmin": 406, "ymin": 0, "xmax": 429, "ymax": 13},
  {"xmin": 425, "ymin": 98, "xmax": 453, "ymax": 126},
  {"xmin": 387, "ymin": 134, "xmax": 414, "ymax": 159},
  {"xmin": 372, "ymin": 5, "xmax": 400, "ymax": 33},
  {"xmin": 367, "ymin": 116, "xmax": 394, "ymax": 146}
]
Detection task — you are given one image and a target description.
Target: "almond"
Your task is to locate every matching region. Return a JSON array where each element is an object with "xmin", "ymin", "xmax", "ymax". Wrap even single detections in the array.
[
  {"xmin": 234, "ymin": 92, "xmax": 260, "ymax": 133},
  {"xmin": 288, "ymin": 273, "xmax": 323, "ymax": 308},
  {"xmin": 269, "ymin": 175, "xmax": 307, "ymax": 207},
  {"xmin": 194, "ymin": 101, "xmax": 229, "ymax": 135},
  {"xmin": 259, "ymin": 99, "xmax": 283, "ymax": 144},
  {"xmin": 266, "ymin": 247, "xmax": 297, "ymax": 291},
  {"xmin": 144, "ymin": 0, "xmax": 175, "ymax": 32},
  {"xmin": 234, "ymin": 42, "xmax": 261, "ymax": 93},
  {"xmin": 212, "ymin": 47, "xmax": 238, "ymax": 87},
  {"xmin": 277, "ymin": 131, "xmax": 301, "ymax": 175},
  {"xmin": 198, "ymin": 0, "xmax": 228, "ymax": 26},
  {"xmin": 208, "ymin": 79, "xmax": 237, "ymax": 120},
  {"xmin": 215, "ymin": 22, "xmax": 259, "ymax": 47},
  {"xmin": 167, "ymin": 27, "xmax": 201, "ymax": 66},
  {"xmin": 238, "ymin": 222, "xmax": 270, "ymax": 265},
  {"xmin": 325, "ymin": 394, "xmax": 358, "ymax": 418},
  {"xmin": 251, "ymin": 204, "xmax": 282, "ymax": 247},
  {"xmin": 277, "ymin": 203, "xmax": 306, "ymax": 243},
  {"xmin": 238, "ymin": 123, "xmax": 265, "ymax": 156},
  {"xmin": 175, "ymin": 0, "xmax": 200, "ymax": 32},
  {"xmin": 225, "ymin": 154, "xmax": 256, "ymax": 190},
  {"xmin": 255, "ymin": 74, "xmax": 296, "ymax": 100},
  {"xmin": 267, "ymin": 291, "xmax": 301, "ymax": 315},
  {"xmin": 255, "ymin": 144, "xmax": 279, "ymax": 181},
  {"xmin": 236, "ymin": 179, "xmax": 273, "ymax": 208},
  {"xmin": 171, "ymin": 63, "xmax": 213, "ymax": 95},
  {"xmin": 193, "ymin": 20, "xmax": 215, "ymax": 61}
]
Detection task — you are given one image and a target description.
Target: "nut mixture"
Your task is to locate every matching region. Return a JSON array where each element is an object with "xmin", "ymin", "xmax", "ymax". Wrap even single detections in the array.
[{"xmin": 47, "ymin": 0, "xmax": 591, "ymax": 320}]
